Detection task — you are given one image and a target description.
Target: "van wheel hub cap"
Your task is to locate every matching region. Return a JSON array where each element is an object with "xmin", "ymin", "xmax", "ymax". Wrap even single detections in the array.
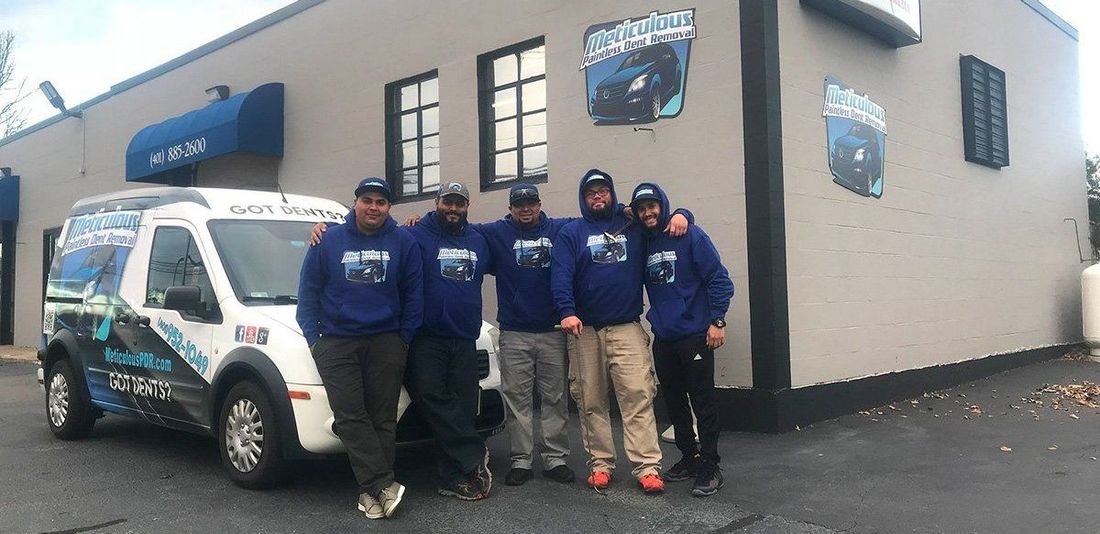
[
  {"xmin": 225, "ymin": 398, "xmax": 264, "ymax": 473},
  {"xmin": 48, "ymin": 373, "xmax": 70, "ymax": 428}
]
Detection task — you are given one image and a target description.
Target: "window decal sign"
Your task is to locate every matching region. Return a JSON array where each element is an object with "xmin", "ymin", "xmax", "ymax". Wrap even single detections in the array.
[
  {"xmin": 580, "ymin": 9, "xmax": 696, "ymax": 124},
  {"xmin": 822, "ymin": 76, "xmax": 887, "ymax": 198}
]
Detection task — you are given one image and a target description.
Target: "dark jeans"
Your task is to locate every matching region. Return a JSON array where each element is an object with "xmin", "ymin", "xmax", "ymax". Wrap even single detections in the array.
[
  {"xmin": 653, "ymin": 335, "xmax": 721, "ymax": 465},
  {"xmin": 312, "ymin": 332, "xmax": 407, "ymax": 495},
  {"xmin": 405, "ymin": 335, "xmax": 484, "ymax": 485}
]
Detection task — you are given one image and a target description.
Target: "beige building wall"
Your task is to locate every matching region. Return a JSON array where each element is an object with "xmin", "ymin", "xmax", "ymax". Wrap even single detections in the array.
[
  {"xmin": 778, "ymin": 0, "xmax": 1086, "ymax": 387},
  {"xmin": 0, "ymin": 0, "xmax": 753, "ymax": 386}
]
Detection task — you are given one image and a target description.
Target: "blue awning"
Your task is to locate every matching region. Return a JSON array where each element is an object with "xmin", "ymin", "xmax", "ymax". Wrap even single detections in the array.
[
  {"xmin": 0, "ymin": 175, "xmax": 18, "ymax": 221},
  {"xmin": 125, "ymin": 82, "xmax": 284, "ymax": 183}
]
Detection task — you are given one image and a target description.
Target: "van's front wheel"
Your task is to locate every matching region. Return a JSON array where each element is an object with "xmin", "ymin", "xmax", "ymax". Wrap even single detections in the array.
[
  {"xmin": 46, "ymin": 359, "xmax": 96, "ymax": 440},
  {"xmin": 218, "ymin": 381, "xmax": 284, "ymax": 489}
]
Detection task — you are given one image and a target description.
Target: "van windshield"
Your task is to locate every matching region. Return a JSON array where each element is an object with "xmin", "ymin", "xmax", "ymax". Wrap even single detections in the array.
[{"xmin": 207, "ymin": 220, "xmax": 316, "ymax": 306}]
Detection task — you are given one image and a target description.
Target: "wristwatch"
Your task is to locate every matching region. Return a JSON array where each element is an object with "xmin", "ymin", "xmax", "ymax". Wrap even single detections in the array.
[{"xmin": 711, "ymin": 318, "xmax": 726, "ymax": 328}]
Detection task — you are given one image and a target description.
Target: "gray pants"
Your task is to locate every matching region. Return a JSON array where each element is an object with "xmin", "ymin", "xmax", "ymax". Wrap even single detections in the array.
[{"xmin": 499, "ymin": 329, "xmax": 570, "ymax": 470}]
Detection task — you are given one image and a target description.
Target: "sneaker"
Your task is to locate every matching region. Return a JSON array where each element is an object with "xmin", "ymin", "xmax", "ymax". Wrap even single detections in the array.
[
  {"xmin": 357, "ymin": 492, "xmax": 384, "ymax": 519},
  {"xmin": 663, "ymin": 454, "xmax": 700, "ymax": 482},
  {"xmin": 691, "ymin": 463, "xmax": 723, "ymax": 497},
  {"xmin": 639, "ymin": 473, "xmax": 665, "ymax": 493},
  {"xmin": 542, "ymin": 465, "xmax": 575, "ymax": 483},
  {"xmin": 505, "ymin": 467, "xmax": 533, "ymax": 486},
  {"xmin": 476, "ymin": 447, "xmax": 493, "ymax": 495},
  {"xmin": 438, "ymin": 477, "xmax": 485, "ymax": 501},
  {"xmin": 586, "ymin": 470, "xmax": 611, "ymax": 490},
  {"xmin": 376, "ymin": 481, "xmax": 405, "ymax": 518}
]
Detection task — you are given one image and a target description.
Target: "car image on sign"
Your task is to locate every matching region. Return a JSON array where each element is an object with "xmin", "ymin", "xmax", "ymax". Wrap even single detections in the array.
[{"xmin": 590, "ymin": 43, "xmax": 683, "ymax": 124}]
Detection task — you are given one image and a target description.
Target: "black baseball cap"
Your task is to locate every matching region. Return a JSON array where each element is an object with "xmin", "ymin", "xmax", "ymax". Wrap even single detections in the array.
[
  {"xmin": 354, "ymin": 177, "xmax": 392, "ymax": 201},
  {"xmin": 630, "ymin": 183, "xmax": 660, "ymax": 207},
  {"xmin": 509, "ymin": 183, "xmax": 540, "ymax": 204}
]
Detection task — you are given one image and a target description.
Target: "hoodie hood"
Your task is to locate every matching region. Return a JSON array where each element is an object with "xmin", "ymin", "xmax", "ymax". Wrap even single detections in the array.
[
  {"xmin": 629, "ymin": 182, "xmax": 671, "ymax": 234},
  {"xmin": 342, "ymin": 209, "xmax": 399, "ymax": 236},
  {"xmin": 578, "ymin": 168, "xmax": 618, "ymax": 222}
]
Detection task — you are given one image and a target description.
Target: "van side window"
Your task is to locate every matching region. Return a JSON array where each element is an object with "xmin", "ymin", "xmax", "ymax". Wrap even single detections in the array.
[{"xmin": 146, "ymin": 227, "xmax": 218, "ymax": 321}]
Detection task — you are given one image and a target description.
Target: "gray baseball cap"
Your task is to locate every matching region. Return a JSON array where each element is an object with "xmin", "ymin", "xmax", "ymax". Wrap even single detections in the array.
[{"xmin": 438, "ymin": 181, "xmax": 471, "ymax": 201}]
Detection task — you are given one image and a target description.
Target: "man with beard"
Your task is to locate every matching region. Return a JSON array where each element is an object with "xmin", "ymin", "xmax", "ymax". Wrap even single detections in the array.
[
  {"xmin": 297, "ymin": 177, "xmax": 422, "ymax": 519},
  {"xmin": 631, "ymin": 182, "xmax": 733, "ymax": 497},
  {"xmin": 404, "ymin": 182, "xmax": 495, "ymax": 500},
  {"xmin": 551, "ymin": 169, "xmax": 692, "ymax": 494}
]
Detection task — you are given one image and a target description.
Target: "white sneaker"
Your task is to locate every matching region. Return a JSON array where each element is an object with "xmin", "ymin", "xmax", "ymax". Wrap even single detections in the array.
[
  {"xmin": 377, "ymin": 481, "xmax": 405, "ymax": 518},
  {"xmin": 357, "ymin": 492, "xmax": 384, "ymax": 519}
]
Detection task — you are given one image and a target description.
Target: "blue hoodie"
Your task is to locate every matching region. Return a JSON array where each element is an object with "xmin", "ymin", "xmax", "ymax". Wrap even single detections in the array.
[
  {"xmin": 476, "ymin": 213, "xmax": 571, "ymax": 333},
  {"xmin": 408, "ymin": 210, "xmax": 494, "ymax": 340},
  {"xmin": 633, "ymin": 182, "xmax": 734, "ymax": 341},
  {"xmin": 297, "ymin": 212, "xmax": 424, "ymax": 346},
  {"xmin": 551, "ymin": 169, "xmax": 692, "ymax": 328}
]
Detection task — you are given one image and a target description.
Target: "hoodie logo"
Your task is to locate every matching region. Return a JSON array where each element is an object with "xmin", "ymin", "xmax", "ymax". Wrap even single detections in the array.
[
  {"xmin": 646, "ymin": 251, "xmax": 677, "ymax": 284},
  {"xmin": 513, "ymin": 238, "xmax": 552, "ymax": 268},
  {"xmin": 586, "ymin": 234, "xmax": 627, "ymax": 264},
  {"xmin": 438, "ymin": 248, "xmax": 478, "ymax": 281},
  {"xmin": 343, "ymin": 250, "xmax": 390, "ymax": 283}
]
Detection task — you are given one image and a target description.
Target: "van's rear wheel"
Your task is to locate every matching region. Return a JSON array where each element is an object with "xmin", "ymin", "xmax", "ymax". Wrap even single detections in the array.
[
  {"xmin": 218, "ymin": 381, "xmax": 284, "ymax": 489},
  {"xmin": 46, "ymin": 359, "xmax": 96, "ymax": 440}
]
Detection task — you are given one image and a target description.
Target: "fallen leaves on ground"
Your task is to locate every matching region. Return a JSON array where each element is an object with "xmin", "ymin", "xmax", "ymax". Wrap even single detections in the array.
[{"xmin": 1000, "ymin": 446, "xmax": 1012, "ymax": 452}]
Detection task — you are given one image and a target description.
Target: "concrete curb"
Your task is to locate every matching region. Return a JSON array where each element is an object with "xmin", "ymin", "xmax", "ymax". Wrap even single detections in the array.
[{"xmin": 0, "ymin": 346, "xmax": 38, "ymax": 363}]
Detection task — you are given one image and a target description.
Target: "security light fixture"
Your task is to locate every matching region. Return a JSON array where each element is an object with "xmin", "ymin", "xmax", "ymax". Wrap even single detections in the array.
[
  {"xmin": 38, "ymin": 81, "xmax": 82, "ymax": 118},
  {"xmin": 205, "ymin": 85, "xmax": 230, "ymax": 102}
]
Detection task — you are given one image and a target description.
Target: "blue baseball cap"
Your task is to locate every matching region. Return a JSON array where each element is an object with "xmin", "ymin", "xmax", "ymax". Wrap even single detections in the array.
[
  {"xmin": 354, "ymin": 177, "xmax": 392, "ymax": 201},
  {"xmin": 509, "ymin": 183, "xmax": 540, "ymax": 205}
]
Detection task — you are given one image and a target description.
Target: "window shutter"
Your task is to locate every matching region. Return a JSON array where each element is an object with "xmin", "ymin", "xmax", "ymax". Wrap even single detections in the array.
[{"xmin": 960, "ymin": 55, "xmax": 1009, "ymax": 169}]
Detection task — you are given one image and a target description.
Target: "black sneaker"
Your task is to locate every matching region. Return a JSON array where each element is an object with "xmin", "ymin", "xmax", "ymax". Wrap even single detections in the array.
[
  {"xmin": 691, "ymin": 463, "xmax": 723, "ymax": 497},
  {"xmin": 542, "ymin": 464, "xmax": 575, "ymax": 483},
  {"xmin": 663, "ymin": 454, "xmax": 700, "ymax": 482},
  {"xmin": 505, "ymin": 467, "xmax": 533, "ymax": 486},
  {"xmin": 438, "ymin": 477, "xmax": 485, "ymax": 501},
  {"xmin": 476, "ymin": 447, "xmax": 493, "ymax": 495}
]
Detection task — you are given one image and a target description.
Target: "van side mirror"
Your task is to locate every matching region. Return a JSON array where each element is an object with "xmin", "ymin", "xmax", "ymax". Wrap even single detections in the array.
[{"xmin": 163, "ymin": 285, "xmax": 202, "ymax": 312}]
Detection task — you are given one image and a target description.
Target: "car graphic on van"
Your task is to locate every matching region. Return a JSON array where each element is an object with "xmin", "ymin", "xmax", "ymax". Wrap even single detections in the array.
[
  {"xmin": 590, "ymin": 43, "xmax": 683, "ymax": 124},
  {"xmin": 39, "ymin": 187, "xmax": 505, "ymax": 488}
]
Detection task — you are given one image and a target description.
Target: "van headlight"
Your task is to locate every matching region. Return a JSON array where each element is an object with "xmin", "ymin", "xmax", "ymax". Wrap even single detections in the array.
[{"xmin": 628, "ymin": 75, "xmax": 648, "ymax": 93}]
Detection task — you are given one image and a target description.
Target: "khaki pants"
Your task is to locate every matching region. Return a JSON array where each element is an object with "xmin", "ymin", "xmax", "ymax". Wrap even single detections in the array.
[{"xmin": 566, "ymin": 322, "xmax": 662, "ymax": 478}]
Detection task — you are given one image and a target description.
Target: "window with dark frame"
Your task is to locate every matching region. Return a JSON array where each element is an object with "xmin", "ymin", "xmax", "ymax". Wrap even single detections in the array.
[
  {"xmin": 478, "ymin": 37, "xmax": 547, "ymax": 190},
  {"xmin": 960, "ymin": 55, "xmax": 1009, "ymax": 169},
  {"xmin": 385, "ymin": 71, "xmax": 440, "ymax": 199}
]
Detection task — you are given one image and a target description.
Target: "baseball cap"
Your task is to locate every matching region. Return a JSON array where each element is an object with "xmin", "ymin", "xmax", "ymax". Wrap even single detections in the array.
[
  {"xmin": 438, "ymin": 181, "xmax": 471, "ymax": 201},
  {"xmin": 354, "ymin": 177, "xmax": 392, "ymax": 201},
  {"xmin": 509, "ymin": 183, "xmax": 540, "ymax": 204},
  {"xmin": 630, "ymin": 184, "xmax": 660, "ymax": 206},
  {"xmin": 583, "ymin": 172, "xmax": 611, "ymax": 190}
]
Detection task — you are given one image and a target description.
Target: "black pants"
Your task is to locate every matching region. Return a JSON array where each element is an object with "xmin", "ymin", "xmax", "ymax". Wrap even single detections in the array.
[
  {"xmin": 405, "ymin": 335, "xmax": 484, "ymax": 485},
  {"xmin": 653, "ymin": 335, "xmax": 720, "ymax": 464},
  {"xmin": 312, "ymin": 333, "xmax": 407, "ymax": 495}
]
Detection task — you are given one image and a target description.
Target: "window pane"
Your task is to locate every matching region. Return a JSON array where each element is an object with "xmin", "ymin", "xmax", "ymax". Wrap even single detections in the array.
[
  {"xmin": 494, "ymin": 150, "xmax": 518, "ymax": 183},
  {"xmin": 420, "ymin": 77, "xmax": 438, "ymax": 105},
  {"xmin": 493, "ymin": 88, "xmax": 516, "ymax": 120},
  {"xmin": 401, "ymin": 140, "xmax": 418, "ymax": 168},
  {"xmin": 147, "ymin": 227, "xmax": 190, "ymax": 305},
  {"xmin": 523, "ymin": 145, "xmax": 547, "ymax": 177},
  {"xmin": 495, "ymin": 118, "xmax": 517, "ymax": 151},
  {"xmin": 423, "ymin": 134, "xmax": 440, "ymax": 165},
  {"xmin": 400, "ymin": 84, "xmax": 418, "ymax": 111},
  {"xmin": 522, "ymin": 79, "xmax": 546, "ymax": 112},
  {"xmin": 493, "ymin": 54, "xmax": 519, "ymax": 86},
  {"xmin": 522, "ymin": 112, "xmax": 547, "ymax": 145},
  {"xmin": 422, "ymin": 106, "xmax": 439, "ymax": 135},
  {"xmin": 402, "ymin": 168, "xmax": 419, "ymax": 196},
  {"xmin": 422, "ymin": 164, "xmax": 440, "ymax": 191},
  {"xmin": 400, "ymin": 112, "xmax": 418, "ymax": 141},
  {"xmin": 520, "ymin": 45, "xmax": 545, "ymax": 79}
]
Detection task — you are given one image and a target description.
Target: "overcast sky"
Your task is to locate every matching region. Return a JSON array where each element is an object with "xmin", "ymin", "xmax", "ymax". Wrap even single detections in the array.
[{"xmin": 0, "ymin": 0, "xmax": 1096, "ymax": 152}]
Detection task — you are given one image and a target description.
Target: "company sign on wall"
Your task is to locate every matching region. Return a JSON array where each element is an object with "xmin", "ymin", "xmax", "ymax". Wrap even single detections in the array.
[
  {"xmin": 580, "ymin": 9, "xmax": 696, "ymax": 124},
  {"xmin": 822, "ymin": 76, "xmax": 887, "ymax": 198},
  {"xmin": 801, "ymin": 0, "xmax": 921, "ymax": 47}
]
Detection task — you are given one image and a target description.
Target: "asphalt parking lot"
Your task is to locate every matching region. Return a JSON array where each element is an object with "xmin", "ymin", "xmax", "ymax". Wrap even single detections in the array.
[{"xmin": 2, "ymin": 353, "xmax": 1099, "ymax": 533}]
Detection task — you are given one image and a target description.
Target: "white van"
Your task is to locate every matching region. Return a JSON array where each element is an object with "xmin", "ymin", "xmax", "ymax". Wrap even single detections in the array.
[{"xmin": 39, "ymin": 187, "xmax": 505, "ymax": 488}]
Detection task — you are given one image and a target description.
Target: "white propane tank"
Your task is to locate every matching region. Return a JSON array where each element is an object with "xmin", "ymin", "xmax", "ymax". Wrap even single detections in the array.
[{"xmin": 1082, "ymin": 263, "xmax": 1100, "ymax": 358}]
